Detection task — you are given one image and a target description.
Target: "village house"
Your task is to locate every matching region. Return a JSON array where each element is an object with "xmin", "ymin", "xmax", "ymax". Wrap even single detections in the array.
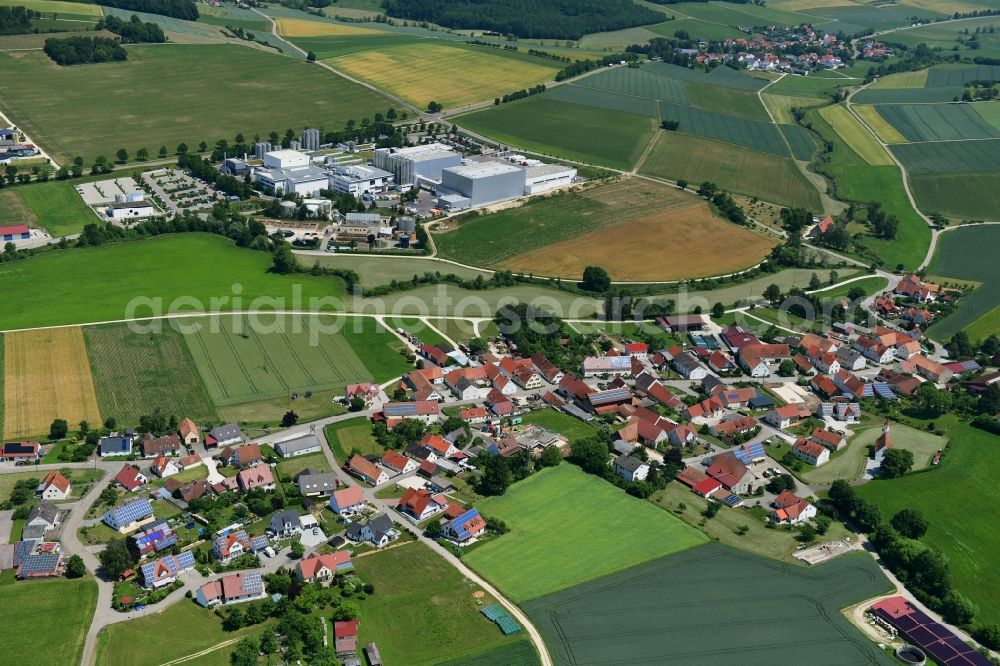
[
  {"xmin": 421, "ymin": 433, "xmax": 459, "ymax": 459},
  {"xmin": 854, "ymin": 335, "xmax": 896, "ymax": 364},
  {"xmin": 383, "ymin": 400, "xmax": 441, "ymax": 425},
  {"xmin": 397, "ymin": 487, "xmax": 447, "ymax": 521},
  {"xmin": 99, "ymin": 431, "xmax": 135, "ymax": 457},
  {"xmin": 673, "ymin": 352, "xmax": 708, "ymax": 380},
  {"xmin": 833, "ymin": 369, "xmax": 868, "ymax": 399},
  {"xmin": 614, "ymin": 454, "xmax": 650, "ymax": 482},
  {"xmin": 0, "ymin": 441, "xmax": 40, "ymax": 462},
  {"xmin": 212, "ymin": 529, "xmax": 252, "ymax": 564},
  {"xmin": 792, "ymin": 438, "xmax": 830, "ymax": 466},
  {"xmin": 37, "ymin": 471, "xmax": 71, "ymax": 501},
  {"xmin": 329, "ymin": 485, "xmax": 366, "ymax": 514},
  {"xmin": 345, "ymin": 383, "xmax": 381, "ymax": 408},
  {"xmin": 442, "ymin": 507, "xmax": 486, "ymax": 544},
  {"xmin": 103, "ymin": 498, "xmax": 154, "ymax": 532},
  {"xmin": 706, "ymin": 452, "xmax": 755, "ymax": 494},
  {"xmin": 345, "ymin": 513, "xmax": 396, "ymax": 547},
  {"xmin": 836, "ymin": 347, "xmax": 867, "ymax": 371},
  {"xmin": 23, "ymin": 501, "xmax": 60, "ymax": 539},
  {"xmin": 141, "ymin": 552, "xmax": 196, "ymax": 589},
  {"xmin": 810, "ymin": 428, "xmax": 846, "ymax": 451},
  {"xmin": 710, "ymin": 415, "xmax": 759, "ymax": 440},
  {"xmin": 115, "ymin": 464, "xmax": 148, "ymax": 492},
  {"xmin": 206, "ymin": 423, "xmax": 245, "ymax": 449},
  {"xmin": 460, "ymin": 406, "xmax": 489, "ymax": 424},
  {"xmin": 770, "ymin": 491, "xmax": 816, "ymax": 524},
  {"xmin": 196, "ymin": 572, "xmax": 266, "ymax": 607},
  {"xmin": 763, "ymin": 404, "xmax": 812, "ymax": 430},
  {"xmin": 230, "ymin": 444, "xmax": 263, "ymax": 468},
  {"xmin": 237, "ymin": 465, "xmax": 275, "ymax": 492},
  {"xmin": 297, "ymin": 552, "xmax": 353, "ymax": 585},
  {"xmin": 675, "ymin": 466, "xmax": 722, "ymax": 498},
  {"xmin": 381, "ymin": 450, "xmax": 418, "ymax": 475},
  {"xmin": 150, "ymin": 455, "xmax": 180, "ymax": 478},
  {"xmin": 270, "ymin": 509, "xmax": 302, "ymax": 538},
  {"xmin": 129, "ymin": 520, "xmax": 178, "ymax": 556},
  {"xmin": 275, "ymin": 434, "xmax": 322, "ymax": 458},
  {"xmin": 178, "ymin": 417, "xmax": 200, "ymax": 445},
  {"xmin": 297, "ymin": 471, "xmax": 337, "ymax": 497},
  {"xmin": 531, "ymin": 353, "xmax": 564, "ymax": 383},
  {"xmin": 141, "ymin": 433, "xmax": 182, "ymax": 458}
]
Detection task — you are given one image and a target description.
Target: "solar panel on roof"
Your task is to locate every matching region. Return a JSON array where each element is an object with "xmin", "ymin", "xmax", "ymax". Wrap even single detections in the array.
[
  {"xmin": 13, "ymin": 540, "xmax": 36, "ymax": 566},
  {"xmin": 722, "ymin": 494, "xmax": 742, "ymax": 507},
  {"xmin": 732, "ymin": 449, "xmax": 751, "ymax": 465},
  {"xmin": 874, "ymin": 383, "xmax": 897, "ymax": 399},
  {"xmin": 18, "ymin": 553, "xmax": 60, "ymax": 576}
]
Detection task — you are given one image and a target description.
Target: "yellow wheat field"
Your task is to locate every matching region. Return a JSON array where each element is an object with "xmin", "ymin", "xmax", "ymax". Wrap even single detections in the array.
[
  {"xmin": 4, "ymin": 328, "xmax": 101, "ymax": 438},
  {"xmin": 854, "ymin": 105, "xmax": 908, "ymax": 144},
  {"xmin": 275, "ymin": 18, "xmax": 388, "ymax": 37}
]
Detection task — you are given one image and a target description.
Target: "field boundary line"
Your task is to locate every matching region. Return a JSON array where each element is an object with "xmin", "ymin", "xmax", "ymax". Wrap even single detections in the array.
[{"xmin": 156, "ymin": 636, "xmax": 244, "ymax": 666}]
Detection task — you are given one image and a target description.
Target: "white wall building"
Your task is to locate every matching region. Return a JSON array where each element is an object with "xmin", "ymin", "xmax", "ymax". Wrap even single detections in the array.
[{"xmin": 328, "ymin": 164, "xmax": 394, "ymax": 196}]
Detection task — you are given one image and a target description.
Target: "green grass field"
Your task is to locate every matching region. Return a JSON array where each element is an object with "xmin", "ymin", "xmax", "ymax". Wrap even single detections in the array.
[
  {"xmin": 910, "ymin": 172, "xmax": 1000, "ymax": 222},
  {"xmin": 181, "ymin": 314, "xmax": 393, "ymax": 405},
  {"xmin": 434, "ymin": 640, "xmax": 539, "ymax": 666},
  {"xmin": 325, "ymin": 417, "xmax": 383, "ymax": 461},
  {"xmin": 0, "ymin": 576, "xmax": 98, "ymax": 666},
  {"xmin": 876, "ymin": 103, "xmax": 1000, "ymax": 143},
  {"xmin": 927, "ymin": 225, "xmax": 1000, "ymax": 341},
  {"xmin": 307, "ymin": 254, "xmax": 489, "ymax": 288},
  {"xmin": 0, "ymin": 179, "xmax": 100, "ymax": 237},
  {"xmin": 456, "ymin": 97, "xmax": 657, "ymax": 170},
  {"xmin": 0, "ymin": 234, "xmax": 347, "ymax": 331},
  {"xmin": 639, "ymin": 131, "xmax": 822, "ymax": 209},
  {"xmin": 84, "ymin": 322, "xmax": 217, "ymax": 424},
  {"xmin": 0, "ymin": 44, "xmax": 392, "ymax": 163},
  {"xmin": 818, "ymin": 105, "xmax": 893, "ymax": 166},
  {"xmin": 354, "ymin": 540, "xmax": 529, "ymax": 665},
  {"xmin": 464, "ymin": 465, "xmax": 706, "ymax": 603},
  {"xmin": 761, "ymin": 93, "xmax": 828, "ymax": 124},
  {"xmin": 766, "ymin": 73, "xmax": 856, "ymax": 99},
  {"xmin": 96, "ymin": 598, "xmax": 264, "ymax": 666},
  {"xmin": 857, "ymin": 423, "xmax": 1000, "ymax": 626},
  {"xmin": 520, "ymin": 408, "xmax": 596, "ymax": 444},
  {"xmin": 658, "ymin": 98, "xmax": 790, "ymax": 156},
  {"xmin": 275, "ymin": 451, "xmax": 330, "ymax": 480},
  {"xmin": 892, "ymin": 139, "xmax": 1000, "ymax": 175},
  {"xmin": 524, "ymin": 542, "xmax": 893, "ymax": 665},
  {"xmin": 891, "ymin": 20, "xmax": 1000, "ymax": 60},
  {"xmin": 386, "ymin": 316, "xmax": 448, "ymax": 346}
]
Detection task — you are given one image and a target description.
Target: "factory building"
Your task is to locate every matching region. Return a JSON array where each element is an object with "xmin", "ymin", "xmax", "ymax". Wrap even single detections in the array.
[
  {"xmin": 264, "ymin": 150, "xmax": 310, "ymax": 170},
  {"xmin": 328, "ymin": 164, "xmax": 394, "ymax": 196},
  {"xmin": 372, "ymin": 143, "xmax": 461, "ymax": 187},
  {"xmin": 255, "ymin": 150, "xmax": 328, "ymax": 196},
  {"xmin": 524, "ymin": 163, "xmax": 577, "ymax": 194},
  {"xmin": 301, "ymin": 128, "xmax": 321, "ymax": 151},
  {"xmin": 436, "ymin": 162, "xmax": 526, "ymax": 211}
]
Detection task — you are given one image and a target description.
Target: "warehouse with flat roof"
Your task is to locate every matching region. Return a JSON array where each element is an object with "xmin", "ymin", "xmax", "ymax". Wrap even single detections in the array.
[
  {"xmin": 372, "ymin": 143, "xmax": 461, "ymax": 186},
  {"xmin": 436, "ymin": 161, "xmax": 526, "ymax": 209}
]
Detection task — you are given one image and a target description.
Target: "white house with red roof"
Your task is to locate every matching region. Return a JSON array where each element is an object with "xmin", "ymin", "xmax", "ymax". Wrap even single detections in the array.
[
  {"xmin": 397, "ymin": 487, "xmax": 447, "ymax": 521},
  {"xmin": 763, "ymin": 404, "xmax": 812, "ymax": 430},
  {"xmin": 792, "ymin": 438, "xmax": 830, "ymax": 466},
  {"xmin": 329, "ymin": 485, "xmax": 366, "ymax": 514},
  {"xmin": 236, "ymin": 465, "xmax": 275, "ymax": 492},
  {"xmin": 460, "ymin": 406, "xmax": 489, "ymax": 424},
  {"xmin": 212, "ymin": 529, "xmax": 252, "ymax": 564},
  {"xmin": 381, "ymin": 450, "xmax": 418, "ymax": 474},
  {"xmin": 706, "ymin": 452, "xmax": 754, "ymax": 494},
  {"xmin": 150, "ymin": 455, "xmax": 180, "ymax": 478},
  {"xmin": 420, "ymin": 433, "xmax": 458, "ymax": 459},
  {"xmin": 296, "ymin": 551, "xmax": 353, "ymax": 585},
  {"xmin": 770, "ymin": 491, "xmax": 816, "ymax": 524},
  {"xmin": 196, "ymin": 572, "xmax": 265, "ymax": 607},
  {"xmin": 348, "ymin": 455, "xmax": 389, "ymax": 485},
  {"xmin": 115, "ymin": 464, "xmax": 147, "ymax": 492},
  {"xmin": 37, "ymin": 471, "xmax": 72, "ymax": 501}
]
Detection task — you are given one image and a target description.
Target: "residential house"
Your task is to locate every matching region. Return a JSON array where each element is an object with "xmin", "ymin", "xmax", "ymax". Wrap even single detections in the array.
[
  {"xmin": 37, "ymin": 471, "xmax": 71, "ymax": 501},
  {"xmin": 673, "ymin": 352, "xmax": 708, "ymax": 380},
  {"xmin": 738, "ymin": 344, "xmax": 790, "ymax": 377},
  {"xmin": 297, "ymin": 471, "xmax": 337, "ymax": 497},
  {"xmin": 722, "ymin": 326, "xmax": 761, "ymax": 351},
  {"xmin": 793, "ymin": 354, "xmax": 815, "ymax": 375},
  {"xmin": 196, "ymin": 572, "xmax": 266, "ymax": 607},
  {"xmin": 895, "ymin": 274, "xmax": 937, "ymax": 302},
  {"xmin": 179, "ymin": 454, "xmax": 202, "ymax": 470},
  {"xmin": 237, "ymin": 465, "xmax": 275, "ymax": 492},
  {"xmin": 581, "ymin": 355, "xmax": 633, "ymax": 377},
  {"xmin": 713, "ymin": 387, "xmax": 757, "ymax": 410},
  {"xmin": 810, "ymin": 428, "xmax": 846, "ymax": 452},
  {"xmin": 675, "ymin": 466, "xmax": 722, "ymax": 498},
  {"xmin": 710, "ymin": 415, "xmax": 758, "ymax": 440},
  {"xmin": 0, "ymin": 441, "xmax": 40, "ymax": 462},
  {"xmin": 421, "ymin": 433, "xmax": 459, "ymax": 459},
  {"xmin": 150, "ymin": 455, "xmax": 180, "ymax": 478},
  {"xmin": 178, "ymin": 417, "xmax": 200, "ymax": 445},
  {"xmin": 763, "ymin": 404, "xmax": 811, "ymax": 429},
  {"xmin": 212, "ymin": 529, "xmax": 252, "ymax": 564},
  {"xmin": 614, "ymin": 454, "xmax": 650, "ymax": 482},
  {"xmin": 329, "ymin": 485, "xmax": 366, "ymax": 514},
  {"xmin": 206, "ymin": 424, "xmax": 245, "ymax": 449},
  {"xmin": 634, "ymin": 372, "xmax": 683, "ymax": 410},
  {"xmin": 275, "ymin": 434, "xmax": 322, "ymax": 458},
  {"xmin": 381, "ymin": 450, "xmax": 418, "ymax": 475},
  {"xmin": 854, "ymin": 336, "xmax": 895, "ymax": 364},
  {"xmin": 903, "ymin": 355, "xmax": 954, "ymax": 384},
  {"xmin": 270, "ymin": 510, "xmax": 302, "ymax": 538},
  {"xmin": 707, "ymin": 351, "xmax": 736, "ymax": 373},
  {"xmin": 15, "ymin": 542, "xmax": 64, "ymax": 579},
  {"xmin": 22, "ymin": 501, "xmax": 60, "ymax": 539},
  {"xmin": 114, "ymin": 464, "xmax": 147, "ymax": 492},
  {"xmin": 770, "ymin": 491, "xmax": 816, "ymax": 524},
  {"xmin": 808, "ymin": 351, "xmax": 840, "ymax": 375},
  {"xmin": 141, "ymin": 552, "xmax": 196, "ymax": 589},
  {"xmin": 792, "ymin": 438, "xmax": 830, "ymax": 466},
  {"xmin": 442, "ymin": 507, "xmax": 486, "ymax": 544},
  {"xmin": 685, "ymin": 396, "xmax": 724, "ymax": 421},
  {"xmin": 345, "ymin": 514, "xmax": 396, "ymax": 547},
  {"xmin": 129, "ymin": 519, "xmax": 177, "ymax": 555},
  {"xmin": 460, "ymin": 406, "xmax": 489, "ymax": 424},
  {"xmin": 833, "ymin": 369, "xmax": 867, "ymax": 399},
  {"xmin": 99, "ymin": 431, "xmax": 135, "ymax": 457},
  {"xmin": 382, "ymin": 401, "xmax": 441, "ymax": 425},
  {"xmin": 141, "ymin": 433, "xmax": 182, "ymax": 458},
  {"xmin": 530, "ymin": 353, "xmax": 564, "ymax": 384},
  {"xmin": 230, "ymin": 444, "xmax": 263, "ymax": 468},
  {"xmin": 397, "ymin": 488, "xmax": 447, "ymax": 521},
  {"xmin": 836, "ymin": 347, "xmax": 866, "ymax": 371},
  {"xmin": 810, "ymin": 374, "xmax": 839, "ymax": 399},
  {"xmin": 706, "ymin": 452, "xmax": 755, "ymax": 494},
  {"xmin": 345, "ymin": 383, "xmax": 381, "ymax": 408},
  {"xmin": 103, "ymin": 498, "xmax": 154, "ymax": 532}
]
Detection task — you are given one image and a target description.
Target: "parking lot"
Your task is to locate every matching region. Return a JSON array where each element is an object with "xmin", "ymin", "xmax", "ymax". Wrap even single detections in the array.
[
  {"xmin": 76, "ymin": 177, "xmax": 140, "ymax": 205},
  {"xmin": 142, "ymin": 168, "xmax": 219, "ymax": 213}
]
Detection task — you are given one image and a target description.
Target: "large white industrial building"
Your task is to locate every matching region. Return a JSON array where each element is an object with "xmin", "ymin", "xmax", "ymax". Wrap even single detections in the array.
[
  {"xmin": 435, "ymin": 157, "xmax": 577, "ymax": 211},
  {"xmin": 328, "ymin": 164, "xmax": 394, "ymax": 196},
  {"xmin": 372, "ymin": 143, "xmax": 462, "ymax": 187},
  {"xmin": 255, "ymin": 149, "xmax": 328, "ymax": 196}
]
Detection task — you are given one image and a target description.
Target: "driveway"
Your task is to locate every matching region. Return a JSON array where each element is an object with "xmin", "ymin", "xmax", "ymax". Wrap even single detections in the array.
[{"xmin": 0, "ymin": 510, "xmax": 12, "ymax": 544}]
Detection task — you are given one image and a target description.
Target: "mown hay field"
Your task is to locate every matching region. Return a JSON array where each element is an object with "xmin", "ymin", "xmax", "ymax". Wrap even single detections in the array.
[
  {"xmin": 326, "ymin": 42, "xmax": 560, "ymax": 109},
  {"xmin": 818, "ymin": 105, "xmax": 893, "ymax": 166},
  {"xmin": 84, "ymin": 323, "xmax": 218, "ymax": 425},
  {"xmin": 4, "ymin": 327, "xmax": 101, "ymax": 438},
  {"xmin": 276, "ymin": 17, "xmax": 388, "ymax": 37},
  {"xmin": 457, "ymin": 97, "xmax": 657, "ymax": 170},
  {"xmin": 639, "ymin": 131, "xmax": 822, "ymax": 210},
  {"xmin": 502, "ymin": 202, "xmax": 775, "ymax": 280},
  {"xmin": 464, "ymin": 465, "xmax": 707, "ymax": 603},
  {"xmin": 0, "ymin": 44, "xmax": 392, "ymax": 163}
]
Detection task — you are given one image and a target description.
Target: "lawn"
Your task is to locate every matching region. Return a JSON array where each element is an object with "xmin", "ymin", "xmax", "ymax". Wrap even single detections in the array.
[
  {"xmin": 216, "ymin": 388, "xmax": 347, "ymax": 427},
  {"xmin": 926, "ymin": 225, "xmax": 1000, "ymax": 341},
  {"xmin": 340, "ymin": 316, "xmax": 413, "ymax": 381},
  {"xmin": 0, "ymin": 189, "xmax": 36, "ymax": 228},
  {"xmin": 16, "ymin": 178, "xmax": 101, "ymax": 237},
  {"xmin": 96, "ymin": 598, "xmax": 265, "ymax": 666},
  {"xmin": 456, "ymin": 97, "xmax": 657, "ymax": 171},
  {"xmin": 910, "ymin": 172, "xmax": 1000, "ymax": 222},
  {"xmin": 0, "ymin": 234, "xmax": 348, "ymax": 331},
  {"xmin": 639, "ymin": 131, "xmax": 822, "ymax": 210},
  {"xmin": 4, "ymin": 327, "xmax": 101, "ymax": 438},
  {"xmin": 325, "ymin": 417, "xmax": 383, "ymax": 462},
  {"xmin": 386, "ymin": 317, "xmax": 448, "ymax": 347},
  {"xmin": 464, "ymin": 465, "xmax": 707, "ymax": 603},
  {"xmin": 0, "ymin": 44, "xmax": 392, "ymax": 163},
  {"xmin": 354, "ymin": 540, "xmax": 529, "ymax": 665},
  {"xmin": 856, "ymin": 423, "xmax": 1000, "ymax": 626},
  {"xmin": 434, "ymin": 177, "xmax": 775, "ymax": 281},
  {"xmin": 761, "ymin": 92, "xmax": 827, "ymax": 124},
  {"xmin": 181, "ymin": 314, "xmax": 374, "ymax": 406},
  {"xmin": 524, "ymin": 542, "xmax": 893, "ymax": 666},
  {"xmin": 275, "ymin": 451, "xmax": 331, "ymax": 480},
  {"xmin": 520, "ymin": 408, "xmax": 596, "ymax": 444},
  {"xmin": 327, "ymin": 42, "xmax": 560, "ymax": 110},
  {"xmin": 307, "ymin": 253, "xmax": 489, "ymax": 288},
  {"xmin": 0, "ymin": 576, "xmax": 98, "ymax": 666},
  {"xmin": 84, "ymin": 322, "xmax": 217, "ymax": 425}
]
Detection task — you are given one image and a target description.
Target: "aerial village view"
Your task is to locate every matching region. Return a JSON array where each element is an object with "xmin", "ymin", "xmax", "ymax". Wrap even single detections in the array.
[{"xmin": 1, "ymin": 0, "xmax": 1000, "ymax": 664}]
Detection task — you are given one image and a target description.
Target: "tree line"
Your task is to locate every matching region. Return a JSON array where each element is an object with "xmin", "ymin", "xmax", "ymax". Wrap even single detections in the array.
[
  {"xmin": 382, "ymin": 0, "xmax": 663, "ymax": 40},
  {"xmin": 554, "ymin": 51, "xmax": 640, "ymax": 81},
  {"xmin": 43, "ymin": 35, "xmax": 126, "ymax": 65},
  {"xmin": 65, "ymin": 0, "xmax": 197, "ymax": 20},
  {"xmin": 98, "ymin": 13, "xmax": 166, "ymax": 43},
  {"xmin": 0, "ymin": 5, "xmax": 37, "ymax": 35}
]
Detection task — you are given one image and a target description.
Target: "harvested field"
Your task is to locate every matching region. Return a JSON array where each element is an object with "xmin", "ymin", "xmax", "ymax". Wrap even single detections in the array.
[
  {"xmin": 3, "ymin": 327, "xmax": 101, "ymax": 438},
  {"xmin": 524, "ymin": 543, "xmax": 893, "ymax": 666},
  {"xmin": 853, "ymin": 105, "xmax": 907, "ymax": 144},
  {"xmin": 502, "ymin": 203, "xmax": 775, "ymax": 280},
  {"xmin": 326, "ymin": 42, "xmax": 560, "ymax": 109},
  {"xmin": 639, "ymin": 131, "xmax": 822, "ymax": 209},
  {"xmin": 84, "ymin": 323, "xmax": 217, "ymax": 425},
  {"xmin": 911, "ymin": 172, "xmax": 1000, "ymax": 222},
  {"xmin": 276, "ymin": 17, "xmax": 388, "ymax": 36},
  {"xmin": 892, "ymin": 138, "xmax": 1000, "ymax": 175},
  {"xmin": 818, "ymin": 105, "xmax": 893, "ymax": 165},
  {"xmin": 875, "ymin": 103, "xmax": 1000, "ymax": 142}
]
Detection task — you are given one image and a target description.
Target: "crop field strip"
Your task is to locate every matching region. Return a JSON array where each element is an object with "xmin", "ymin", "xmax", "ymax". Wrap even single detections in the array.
[
  {"xmin": 761, "ymin": 93, "xmax": 827, "ymax": 124},
  {"xmin": 657, "ymin": 99, "xmax": 791, "ymax": 155},
  {"xmin": 276, "ymin": 17, "xmax": 389, "ymax": 36},
  {"xmin": 0, "ymin": 44, "xmax": 393, "ymax": 164},
  {"xmin": 818, "ymin": 105, "xmax": 893, "ymax": 166},
  {"xmin": 544, "ymin": 85, "xmax": 658, "ymax": 118},
  {"xmin": 3, "ymin": 327, "xmax": 102, "ymax": 438},
  {"xmin": 975, "ymin": 102, "xmax": 1000, "ymax": 132},
  {"xmin": 875, "ymin": 103, "xmax": 1000, "ymax": 143},
  {"xmin": 911, "ymin": 171, "xmax": 1000, "ymax": 222},
  {"xmin": 927, "ymin": 225, "xmax": 1000, "ymax": 341},
  {"xmin": 852, "ymin": 86, "xmax": 963, "ymax": 105},
  {"xmin": 84, "ymin": 323, "xmax": 218, "ymax": 425},
  {"xmin": 852, "ymin": 105, "xmax": 907, "ymax": 144},
  {"xmin": 891, "ymin": 138, "xmax": 1000, "ymax": 175},
  {"xmin": 0, "ymin": 0, "xmax": 103, "ymax": 17},
  {"xmin": 780, "ymin": 123, "xmax": 817, "ymax": 160},
  {"xmin": 524, "ymin": 543, "xmax": 893, "ymax": 666}
]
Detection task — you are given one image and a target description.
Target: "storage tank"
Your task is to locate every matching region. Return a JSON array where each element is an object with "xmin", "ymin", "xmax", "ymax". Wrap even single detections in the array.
[
  {"xmin": 399, "ymin": 233, "xmax": 410, "ymax": 249},
  {"xmin": 126, "ymin": 190, "xmax": 144, "ymax": 202},
  {"xmin": 396, "ymin": 216, "xmax": 416, "ymax": 233},
  {"xmin": 114, "ymin": 193, "xmax": 126, "ymax": 204},
  {"xmin": 279, "ymin": 200, "xmax": 296, "ymax": 217}
]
